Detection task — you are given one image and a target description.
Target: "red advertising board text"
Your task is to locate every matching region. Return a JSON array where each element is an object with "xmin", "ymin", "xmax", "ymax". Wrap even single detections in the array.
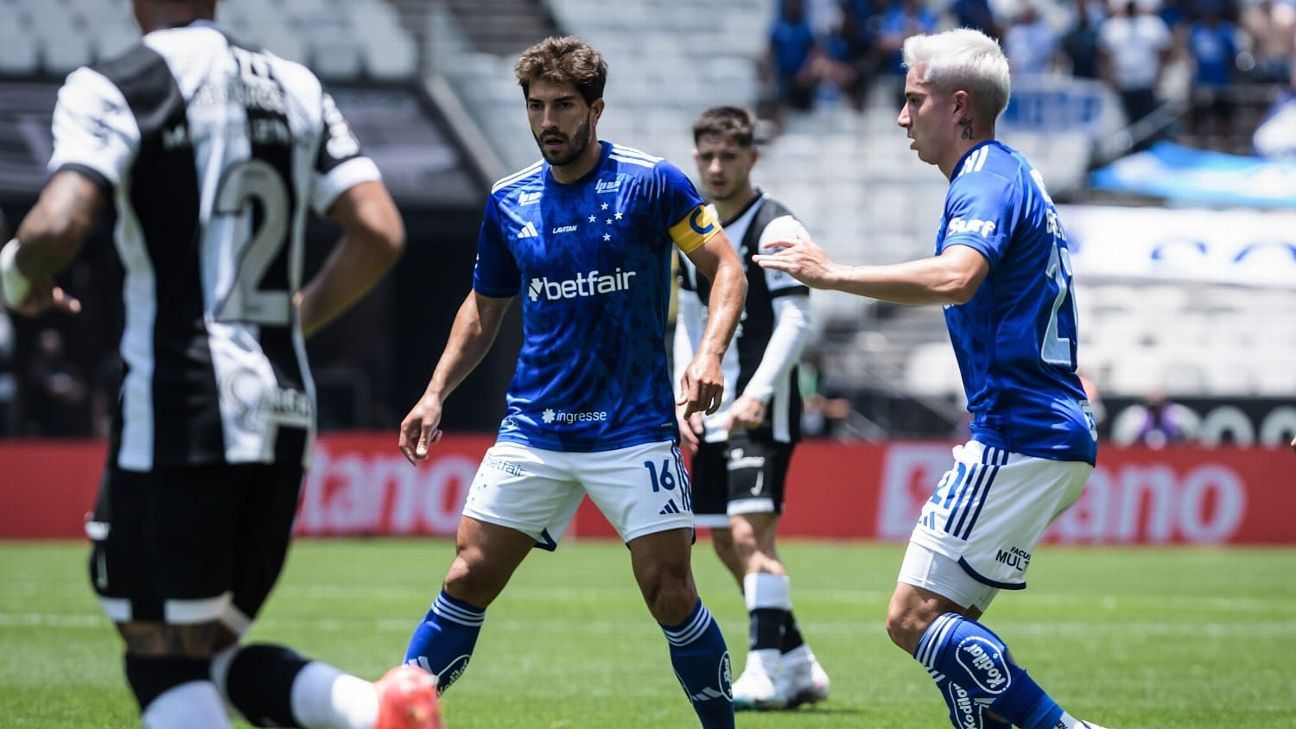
[{"xmin": 1, "ymin": 436, "xmax": 1291, "ymax": 544}]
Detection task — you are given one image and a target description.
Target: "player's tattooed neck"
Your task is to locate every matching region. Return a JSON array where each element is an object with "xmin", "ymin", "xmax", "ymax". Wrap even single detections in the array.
[{"xmin": 960, "ymin": 119, "xmax": 975, "ymax": 139}]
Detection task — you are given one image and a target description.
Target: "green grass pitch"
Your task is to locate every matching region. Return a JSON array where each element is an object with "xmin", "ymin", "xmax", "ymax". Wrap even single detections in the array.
[{"xmin": 2, "ymin": 539, "xmax": 1293, "ymax": 728}]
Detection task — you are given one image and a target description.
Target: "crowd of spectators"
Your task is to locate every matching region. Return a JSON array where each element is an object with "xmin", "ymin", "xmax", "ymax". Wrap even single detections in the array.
[{"xmin": 762, "ymin": 0, "xmax": 1296, "ymax": 148}]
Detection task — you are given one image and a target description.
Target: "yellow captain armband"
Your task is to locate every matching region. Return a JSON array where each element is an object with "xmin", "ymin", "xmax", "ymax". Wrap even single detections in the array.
[{"xmin": 669, "ymin": 204, "xmax": 719, "ymax": 254}]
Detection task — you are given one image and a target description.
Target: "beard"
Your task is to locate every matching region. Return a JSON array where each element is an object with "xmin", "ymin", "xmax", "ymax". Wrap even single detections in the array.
[
  {"xmin": 707, "ymin": 178, "xmax": 743, "ymax": 203},
  {"xmin": 534, "ymin": 115, "xmax": 592, "ymax": 167}
]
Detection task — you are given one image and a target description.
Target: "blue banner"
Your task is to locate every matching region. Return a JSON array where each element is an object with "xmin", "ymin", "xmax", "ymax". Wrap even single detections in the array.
[{"xmin": 1089, "ymin": 142, "xmax": 1296, "ymax": 208}]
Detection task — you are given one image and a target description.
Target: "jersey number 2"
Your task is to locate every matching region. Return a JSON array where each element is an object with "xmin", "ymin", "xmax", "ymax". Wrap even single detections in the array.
[
  {"xmin": 1032, "ymin": 169, "xmax": 1077, "ymax": 370},
  {"xmin": 1041, "ymin": 241, "xmax": 1077, "ymax": 369},
  {"xmin": 214, "ymin": 159, "xmax": 292, "ymax": 326}
]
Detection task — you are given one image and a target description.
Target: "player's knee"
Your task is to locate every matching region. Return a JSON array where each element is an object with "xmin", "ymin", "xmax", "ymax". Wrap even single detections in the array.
[
  {"xmin": 730, "ymin": 516, "xmax": 775, "ymax": 551},
  {"xmin": 745, "ymin": 554, "xmax": 782, "ymax": 575},
  {"xmin": 638, "ymin": 568, "xmax": 697, "ymax": 624},
  {"xmin": 117, "ymin": 620, "xmax": 237, "ymax": 659},
  {"xmin": 443, "ymin": 553, "xmax": 502, "ymax": 608},
  {"xmin": 885, "ymin": 600, "xmax": 931, "ymax": 654},
  {"xmin": 728, "ymin": 516, "xmax": 756, "ymax": 544},
  {"xmin": 732, "ymin": 537, "xmax": 780, "ymax": 574}
]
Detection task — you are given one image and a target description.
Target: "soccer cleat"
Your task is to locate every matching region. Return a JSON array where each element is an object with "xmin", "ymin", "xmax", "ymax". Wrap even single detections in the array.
[
  {"xmin": 1078, "ymin": 722, "xmax": 1112, "ymax": 729},
  {"xmin": 732, "ymin": 650, "xmax": 785, "ymax": 711},
  {"xmin": 375, "ymin": 665, "xmax": 443, "ymax": 729},
  {"xmin": 777, "ymin": 646, "xmax": 830, "ymax": 709}
]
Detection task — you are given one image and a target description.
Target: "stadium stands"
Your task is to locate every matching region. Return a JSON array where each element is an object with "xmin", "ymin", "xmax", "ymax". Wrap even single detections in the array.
[{"xmin": 0, "ymin": 0, "xmax": 418, "ymax": 80}]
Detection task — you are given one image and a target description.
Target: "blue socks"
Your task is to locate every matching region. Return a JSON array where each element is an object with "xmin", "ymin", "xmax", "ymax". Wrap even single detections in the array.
[
  {"xmin": 926, "ymin": 666, "xmax": 1011, "ymax": 729},
  {"xmin": 916, "ymin": 613, "xmax": 1067, "ymax": 729},
  {"xmin": 661, "ymin": 601, "xmax": 735, "ymax": 729},
  {"xmin": 404, "ymin": 589, "xmax": 485, "ymax": 693},
  {"xmin": 407, "ymin": 591, "xmax": 734, "ymax": 728}
]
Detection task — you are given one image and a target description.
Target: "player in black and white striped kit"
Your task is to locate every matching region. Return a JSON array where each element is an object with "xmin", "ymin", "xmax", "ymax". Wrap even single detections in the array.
[
  {"xmin": 674, "ymin": 107, "xmax": 829, "ymax": 711},
  {"xmin": 0, "ymin": 2, "xmax": 439, "ymax": 727}
]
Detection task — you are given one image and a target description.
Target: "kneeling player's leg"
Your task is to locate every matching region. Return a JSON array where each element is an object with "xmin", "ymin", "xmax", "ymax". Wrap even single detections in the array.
[
  {"xmin": 113, "ymin": 623, "xmax": 236, "ymax": 729},
  {"xmin": 212, "ymin": 461, "xmax": 435, "ymax": 729},
  {"xmin": 630, "ymin": 528, "xmax": 734, "ymax": 729},
  {"xmin": 212, "ymin": 639, "xmax": 406, "ymax": 729},
  {"xmin": 87, "ymin": 465, "xmax": 238, "ymax": 728}
]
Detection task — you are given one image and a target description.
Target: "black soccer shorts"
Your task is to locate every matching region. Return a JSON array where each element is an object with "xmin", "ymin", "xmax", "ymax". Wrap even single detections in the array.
[
  {"xmin": 87, "ymin": 460, "xmax": 303, "ymax": 633},
  {"xmin": 690, "ymin": 433, "xmax": 793, "ymax": 529}
]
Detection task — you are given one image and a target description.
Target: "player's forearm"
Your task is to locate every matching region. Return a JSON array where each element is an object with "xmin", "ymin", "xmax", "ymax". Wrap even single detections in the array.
[
  {"xmin": 423, "ymin": 293, "xmax": 509, "ymax": 401},
  {"xmin": 695, "ymin": 259, "xmax": 746, "ymax": 360},
  {"xmin": 298, "ymin": 230, "xmax": 402, "ymax": 338},
  {"xmin": 13, "ymin": 171, "xmax": 101, "ymax": 279},
  {"xmin": 741, "ymin": 295, "xmax": 811, "ymax": 403},
  {"xmin": 829, "ymin": 257, "xmax": 976, "ymax": 306}
]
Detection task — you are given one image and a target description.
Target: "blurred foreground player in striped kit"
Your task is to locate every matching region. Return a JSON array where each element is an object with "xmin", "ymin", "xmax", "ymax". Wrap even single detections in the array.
[
  {"xmin": 754, "ymin": 28, "xmax": 1110, "ymax": 729},
  {"xmin": 0, "ymin": 1, "xmax": 439, "ymax": 727},
  {"xmin": 397, "ymin": 37, "xmax": 748, "ymax": 729}
]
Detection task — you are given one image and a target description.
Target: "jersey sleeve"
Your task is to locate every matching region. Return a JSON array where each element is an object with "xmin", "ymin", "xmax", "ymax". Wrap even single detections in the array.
[
  {"xmin": 47, "ymin": 67, "xmax": 139, "ymax": 193},
  {"xmin": 656, "ymin": 162, "xmax": 719, "ymax": 254},
  {"xmin": 941, "ymin": 172, "xmax": 1019, "ymax": 270},
  {"xmin": 672, "ymin": 288, "xmax": 704, "ymax": 400},
  {"xmin": 756, "ymin": 215, "xmax": 812, "ymax": 298},
  {"xmin": 675, "ymin": 249, "xmax": 697, "ymax": 292},
  {"xmin": 311, "ymin": 91, "xmax": 382, "ymax": 214},
  {"xmin": 471, "ymin": 196, "xmax": 521, "ymax": 297}
]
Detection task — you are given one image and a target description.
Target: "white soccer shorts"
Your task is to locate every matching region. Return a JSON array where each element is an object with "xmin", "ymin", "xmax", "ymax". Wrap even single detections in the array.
[
  {"xmin": 461, "ymin": 439, "xmax": 695, "ymax": 547},
  {"xmin": 899, "ymin": 440, "xmax": 1091, "ymax": 605}
]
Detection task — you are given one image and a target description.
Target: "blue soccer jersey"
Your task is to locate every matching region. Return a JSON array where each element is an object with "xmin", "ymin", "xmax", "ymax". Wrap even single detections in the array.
[
  {"xmin": 473, "ymin": 141, "xmax": 720, "ymax": 452},
  {"xmin": 936, "ymin": 141, "xmax": 1097, "ymax": 465}
]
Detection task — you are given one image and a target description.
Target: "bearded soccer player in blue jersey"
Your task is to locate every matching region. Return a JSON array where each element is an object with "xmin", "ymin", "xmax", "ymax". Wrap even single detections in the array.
[
  {"xmin": 396, "ymin": 37, "xmax": 747, "ymax": 728},
  {"xmin": 755, "ymin": 29, "xmax": 1109, "ymax": 729}
]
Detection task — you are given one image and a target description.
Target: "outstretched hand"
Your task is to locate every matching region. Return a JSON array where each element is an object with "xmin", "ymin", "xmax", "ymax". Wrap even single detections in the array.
[{"xmin": 752, "ymin": 237, "xmax": 843, "ymax": 290}]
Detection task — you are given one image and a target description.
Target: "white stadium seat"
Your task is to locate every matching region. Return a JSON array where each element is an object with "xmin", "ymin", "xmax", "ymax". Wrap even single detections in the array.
[
  {"xmin": 0, "ymin": 20, "xmax": 39, "ymax": 75},
  {"xmin": 40, "ymin": 26, "xmax": 94, "ymax": 75}
]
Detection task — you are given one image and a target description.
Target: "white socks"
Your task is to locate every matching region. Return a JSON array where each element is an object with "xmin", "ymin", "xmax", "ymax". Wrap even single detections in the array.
[
  {"xmin": 142, "ymin": 682, "xmax": 232, "ymax": 729},
  {"xmin": 742, "ymin": 572, "xmax": 792, "ymax": 612},
  {"xmin": 290, "ymin": 661, "xmax": 380, "ymax": 729},
  {"xmin": 209, "ymin": 644, "xmax": 379, "ymax": 729}
]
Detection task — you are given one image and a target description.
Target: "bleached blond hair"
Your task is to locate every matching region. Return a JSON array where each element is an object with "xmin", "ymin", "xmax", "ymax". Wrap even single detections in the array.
[{"xmin": 903, "ymin": 29, "xmax": 1011, "ymax": 121}]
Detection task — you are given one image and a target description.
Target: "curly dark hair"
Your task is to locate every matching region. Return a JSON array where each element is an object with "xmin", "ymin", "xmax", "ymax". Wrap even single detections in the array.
[
  {"xmin": 514, "ymin": 36, "xmax": 608, "ymax": 105},
  {"xmin": 691, "ymin": 106, "xmax": 756, "ymax": 147}
]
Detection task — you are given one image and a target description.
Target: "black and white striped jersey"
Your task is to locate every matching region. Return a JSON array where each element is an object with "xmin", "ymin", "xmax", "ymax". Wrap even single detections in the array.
[
  {"xmin": 675, "ymin": 192, "xmax": 812, "ymax": 444},
  {"xmin": 47, "ymin": 21, "xmax": 381, "ymax": 472}
]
